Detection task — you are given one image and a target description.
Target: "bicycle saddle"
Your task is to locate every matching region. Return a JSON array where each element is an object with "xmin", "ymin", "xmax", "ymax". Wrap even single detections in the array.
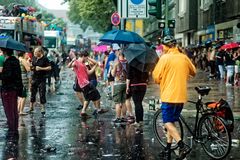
[{"xmin": 195, "ymin": 86, "xmax": 211, "ymax": 96}]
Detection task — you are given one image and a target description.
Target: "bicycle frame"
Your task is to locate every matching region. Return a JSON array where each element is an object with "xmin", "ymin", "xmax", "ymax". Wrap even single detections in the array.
[{"xmin": 179, "ymin": 95, "xmax": 205, "ymax": 141}]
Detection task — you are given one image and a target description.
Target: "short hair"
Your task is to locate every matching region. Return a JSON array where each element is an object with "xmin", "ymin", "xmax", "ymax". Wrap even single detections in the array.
[
  {"xmin": 34, "ymin": 46, "xmax": 44, "ymax": 54},
  {"xmin": 79, "ymin": 50, "xmax": 89, "ymax": 57},
  {"xmin": 18, "ymin": 51, "xmax": 25, "ymax": 57},
  {"xmin": 0, "ymin": 48, "xmax": 14, "ymax": 56}
]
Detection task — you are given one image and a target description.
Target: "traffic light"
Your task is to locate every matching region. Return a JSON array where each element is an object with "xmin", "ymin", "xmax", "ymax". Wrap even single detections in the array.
[
  {"xmin": 168, "ymin": 20, "xmax": 175, "ymax": 28},
  {"xmin": 148, "ymin": 0, "xmax": 162, "ymax": 19}
]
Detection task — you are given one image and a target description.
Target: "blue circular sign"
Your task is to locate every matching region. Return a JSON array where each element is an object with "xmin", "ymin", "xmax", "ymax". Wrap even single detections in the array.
[{"xmin": 131, "ymin": 0, "xmax": 144, "ymax": 5}]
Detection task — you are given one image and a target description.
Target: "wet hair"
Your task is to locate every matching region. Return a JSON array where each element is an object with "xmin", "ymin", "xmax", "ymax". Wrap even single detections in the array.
[
  {"xmin": 79, "ymin": 50, "xmax": 89, "ymax": 57},
  {"xmin": 0, "ymin": 48, "xmax": 13, "ymax": 56},
  {"xmin": 18, "ymin": 51, "xmax": 25, "ymax": 57}
]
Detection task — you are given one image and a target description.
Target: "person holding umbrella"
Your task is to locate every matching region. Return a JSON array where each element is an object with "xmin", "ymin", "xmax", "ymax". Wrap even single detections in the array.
[{"xmin": 0, "ymin": 48, "xmax": 23, "ymax": 138}]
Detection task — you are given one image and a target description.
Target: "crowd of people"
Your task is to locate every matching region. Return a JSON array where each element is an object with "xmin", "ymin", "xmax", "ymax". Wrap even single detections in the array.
[
  {"xmin": 186, "ymin": 45, "xmax": 240, "ymax": 86},
  {"xmin": 0, "ymin": 46, "xmax": 63, "ymax": 138},
  {"xmin": 0, "ymin": 35, "xmax": 239, "ymax": 160}
]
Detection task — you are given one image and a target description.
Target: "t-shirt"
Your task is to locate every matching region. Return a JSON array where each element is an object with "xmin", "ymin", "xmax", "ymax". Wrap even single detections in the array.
[
  {"xmin": 0, "ymin": 55, "xmax": 5, "ymax": 67},
  {"xmin": 105, "ymin": 51, "xmax": 116, "ymax": 72},
  {"xmin": 73, "ymin": 60, "xmax": 90, "ymax": 88},
  {"xmin": 32, "ymin": 56, "xmax": 50, "ymax": 80}
]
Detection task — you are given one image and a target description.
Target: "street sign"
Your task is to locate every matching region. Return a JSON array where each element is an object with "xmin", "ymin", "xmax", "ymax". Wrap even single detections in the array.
[
  {"xmin": 111, "ymin": 12, "xmax": 121, "ymax": 26},
  {"xmin": 117, "ymin": 0, "xmax": 148, "ymax": 19},
  {"xmin": 127, "ymin": 0, "xmax": 148, "ymax": 18}
]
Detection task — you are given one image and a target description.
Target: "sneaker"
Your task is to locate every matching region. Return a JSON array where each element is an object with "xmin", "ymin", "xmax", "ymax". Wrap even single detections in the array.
[
  {"xmin": 76, "ymin": 104, "xmax": 83, "ymax": 110},
  {"xmin": 41, "ymin": 107, "xmax": 46, "ymax": 115},
  {"xmin": 28, "ymin": 107, "xmax": 34, "ymax": 113},
  {"xmin": 159, "ymin": 149, "xmax": 171, "ymax": 160},
  {"xmin": 97, "ymin": 109, "xmax": 109, "ymax": 114},
  {"xmin": 113, "ymin": 118, "xmax": 122, "ymax": 123},
  {"xmin": 80, "ymin": 113, "xmax": 91, "ymax": 119},
  {"xmin": 135, "ymin": 128, "xmax": 143, "ymax": 134},
  {"xmin": 226, "ymin": 83, "xmax": 232, "ymax": 87},
  {"xmin": 19, "ymin": 112, "xmax": 28, "ymax": 116},
  {"xmin": 127, "ymin": 116, "xmax": 135, "ymax": 124},
  {"xmin": 178, "ymin": 144, "xmax": 191, "ymax": 160},
  {"xmin": 121, "ymin": 117, "xmax": 128, "ymax": 123}
]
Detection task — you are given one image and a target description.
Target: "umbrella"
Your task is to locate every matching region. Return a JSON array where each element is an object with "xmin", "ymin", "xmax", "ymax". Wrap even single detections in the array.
[
  {"xmin": 100, "ymin": 29, "xmax": 145, "ymax": 44},
  {"xmin": 93, "ymin": 45, "xmax": 108, "ymax": 52},
  {"xmin": 220, "ymin": 42, "xmax": 239, "ymax": 50},
  {"xmin": 0, "ymin": 36, "xmax": 28, "ymax": 52},
  {"xmin": 123, "ymin": 43, "xmax": 158, "ymax": 72}
]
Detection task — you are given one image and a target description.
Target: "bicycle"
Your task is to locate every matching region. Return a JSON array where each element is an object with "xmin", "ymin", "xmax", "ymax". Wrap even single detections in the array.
[{"xmin": 153, "ymin": 86, "xmax": 232, "ymax": 159}]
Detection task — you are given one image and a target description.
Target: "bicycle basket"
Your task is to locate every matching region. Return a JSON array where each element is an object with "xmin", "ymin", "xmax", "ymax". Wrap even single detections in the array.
[{"xmin": 206, "ymin": 99, "xmax": 234, "ymax": 132}]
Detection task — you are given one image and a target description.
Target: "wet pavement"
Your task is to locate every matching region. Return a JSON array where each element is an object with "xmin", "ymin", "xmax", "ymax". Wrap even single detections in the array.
[{"xmin": 0, "ymin": 69, "xmax": 239, "ymax": 160}]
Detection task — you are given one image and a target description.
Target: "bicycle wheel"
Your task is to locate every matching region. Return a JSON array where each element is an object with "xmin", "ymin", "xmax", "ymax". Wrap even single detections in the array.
[
  {"xmin": 198, "ymin": 114, "xmax": 231, "ymax": 159},
  {"xmin": 153, "ymin": 109, "xmax": 183, "ymax": 150}
]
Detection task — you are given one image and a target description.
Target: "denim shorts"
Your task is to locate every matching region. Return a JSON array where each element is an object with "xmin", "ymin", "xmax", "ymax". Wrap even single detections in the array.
[{"xmin": 161, "ymin": 102, "xmax": 183, "ymax": 123}]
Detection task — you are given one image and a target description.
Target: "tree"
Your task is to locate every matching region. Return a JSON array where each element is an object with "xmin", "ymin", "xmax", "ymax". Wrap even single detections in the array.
[
  {"xmin": 0, "ymin": 0, "xmax": 37, "ymax": 8},
  {"xmin": 67, "ymin": 0, "xmax": 116, "ymax": 33}
]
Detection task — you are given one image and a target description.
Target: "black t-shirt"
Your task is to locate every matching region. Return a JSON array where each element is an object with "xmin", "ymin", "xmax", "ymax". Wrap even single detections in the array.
[
  {"xmin": 224, "ymin": 53, "xmax": 235, "ymax": 66},
  {"xmin": 216, "ymin": 51, "xmax": 225, "ymax": 65},
  {"xmin": 32, "ymin": 56, "xmax": 50, "ymax": 80},
  {"xmin": 127, "ymin": 65, "xmax": 148, "ymax": 84}
]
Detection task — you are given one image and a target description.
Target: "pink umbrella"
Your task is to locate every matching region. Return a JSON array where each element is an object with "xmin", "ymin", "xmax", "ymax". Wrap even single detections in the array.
[{"xmin": 94, "ymin": 45, "xmax": 108, "ymax": 52}]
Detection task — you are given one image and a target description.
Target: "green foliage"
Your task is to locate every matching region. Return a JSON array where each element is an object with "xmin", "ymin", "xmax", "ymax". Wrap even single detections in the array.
[
  {"xmin": 67, "ymin": 0, "xmax": 116, "ymax": 33},
  {"xmin": 0, "ymin": 0, "xmax": 37, "ymax": 8}
]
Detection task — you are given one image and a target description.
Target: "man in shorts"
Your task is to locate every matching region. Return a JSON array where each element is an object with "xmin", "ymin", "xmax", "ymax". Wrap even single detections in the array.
[
  {"xmin": 153, "ymin": 36, "xmax": 196, "ymax": 160},
  {"xmin": 68, "ymin": 50, "xmax": 108, "ymax": 118}
]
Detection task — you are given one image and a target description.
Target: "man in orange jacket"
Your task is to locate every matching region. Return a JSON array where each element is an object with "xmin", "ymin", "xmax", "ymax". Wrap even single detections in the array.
[{"xmin": 152, "ymin": 36, "xmax": 196, "ymax": 160}]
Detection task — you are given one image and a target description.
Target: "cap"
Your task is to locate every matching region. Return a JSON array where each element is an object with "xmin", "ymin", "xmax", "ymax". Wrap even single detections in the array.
[{"xmin": 112, "ymin": 43, "xmax": 121, "ymax": 51}]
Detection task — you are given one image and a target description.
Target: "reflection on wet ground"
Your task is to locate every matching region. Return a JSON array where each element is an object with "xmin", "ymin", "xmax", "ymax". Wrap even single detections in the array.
[{"xmin": 0, "ymin": 70, "xmax": 239, "ymax": 160}]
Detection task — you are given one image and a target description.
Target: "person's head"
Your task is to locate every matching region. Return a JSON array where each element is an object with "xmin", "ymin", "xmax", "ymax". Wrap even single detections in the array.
[
  {"xmin": 79, "ymin": 50, "xmax": 89, "ymax": 62},
  {"xmin": 112, "ymin": 43, "xmax": 121, "ymax": 52},
  {"xmin": 18, "ymin": 51, "xmax": 26, "ymax": 58},
  {"xmin": 162, "ymin": 35, "xmax": 176, "ymax": 48},
  {"xmin": 34, "ymin": 46, "xmax": 44, "ymax": 58},
  {"xmin": 0, "ymin": 48, "xmax": 14, "ymax": 56}
]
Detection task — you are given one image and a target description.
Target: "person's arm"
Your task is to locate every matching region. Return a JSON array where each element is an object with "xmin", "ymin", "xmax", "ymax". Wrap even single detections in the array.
[
  {"xmin": 126, "ymin": 79, "xmax": 130, "ymax": 94},
  {"xmin": 111, "ymin": 61, "xmax": 119, "ymax": 77},
  {"xmin": 87, "ymin": 63, "xmax": 97, "ymax": 75},
  {"xmin": 35, "ymin": 58, "xmax": 52, "ymax": 71},
  {"xmin": 152, "ymin": 57, "xmax": 165, "ymax": 84},
  {"xmin": 21, "ymin": 59, "xmax": 31, "ymax": 72},
  {"xmin": 67, "ymin": 58, "xmax": 76, "ymax": 68}
]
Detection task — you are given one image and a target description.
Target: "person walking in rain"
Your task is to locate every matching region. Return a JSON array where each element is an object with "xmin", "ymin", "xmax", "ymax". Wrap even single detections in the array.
[
  {"xmin": 68, "ymin": 50, "xmax": 108, "ymax": 118},
  {"xmin": 152, "ymin": 36, "xmax": 196, "ymax": 160},
  {"xmin": 18, "ymin": 51, "xmax": 31, "ymax": 115},
  {"xmin": 0, "ymin": 48, "xmax": 23, "ymax": 138},
  {"xmin": 29, "ymin": 47, "xmax": 51, "ymax": 114}
]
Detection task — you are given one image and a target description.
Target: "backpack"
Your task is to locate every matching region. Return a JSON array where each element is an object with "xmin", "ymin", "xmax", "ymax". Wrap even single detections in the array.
[{"xmin": 206, "ymin": 99, "xmax": 234, "ymax": 132}]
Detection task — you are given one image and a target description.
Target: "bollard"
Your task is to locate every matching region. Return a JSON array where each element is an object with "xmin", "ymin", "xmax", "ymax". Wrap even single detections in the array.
[
  {"xmin": 149, "ymin": 97, "xmax": 156, "ymax": 111},
  {"xmin": 232, "ymin": 139, "xmax": 240, "ymax": 148}
]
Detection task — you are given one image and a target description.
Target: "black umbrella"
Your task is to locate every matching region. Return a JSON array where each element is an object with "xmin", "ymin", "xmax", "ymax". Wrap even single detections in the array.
[
  {"xmin": 123, "ymin": 43, "xmax": 159, "ymax": 72},
  {"xmin": 0, "ymin": 36, "xmax": 28, "ymax": 52}
]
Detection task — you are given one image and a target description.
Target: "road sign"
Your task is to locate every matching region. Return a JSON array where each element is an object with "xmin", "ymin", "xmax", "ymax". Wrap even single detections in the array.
[
  {"xmin": 128, "ymin": 0, "xmax": 148, "ymax": 18},
  {"xmin": 111, "ymin": 12, "xmax": 121, "ymax": 26}
]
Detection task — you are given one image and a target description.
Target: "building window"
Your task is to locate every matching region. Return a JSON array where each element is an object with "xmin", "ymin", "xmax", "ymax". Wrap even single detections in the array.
[
  {"xmin": 217, "ymin": 28, "xmax": 233, "ymax": 40},
  {"xmin": 178, "ymin": 0, "xmax": 186, "ymax": 17},
  {"xmin": 200, "ymin": 0, "xmax": 213, "ymax": 11}
]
